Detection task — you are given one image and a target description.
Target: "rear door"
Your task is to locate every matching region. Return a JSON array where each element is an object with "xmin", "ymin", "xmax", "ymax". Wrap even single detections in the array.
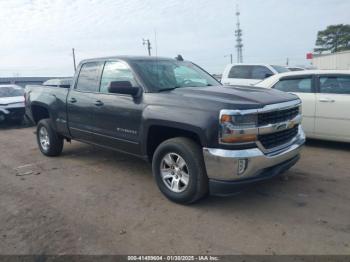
[
  {"xmin": 89, "ymin": 60, "xmax": 144, "ymax": 155},
  {"xmin": 273, "ymin": 75, "xmax": 316, "ymax": 136},
  {"xmin": 315, "ymin": 74, "xmax": 350, "ymax": 141},
  {"xmin": 67, "ymin": 61, "xmax": 104, "ymax": 141}
]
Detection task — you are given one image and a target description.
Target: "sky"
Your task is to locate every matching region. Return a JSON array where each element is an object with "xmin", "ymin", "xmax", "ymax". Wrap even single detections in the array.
[{"xmin": 0, "ymin": 0, "xmax": 349, "ymax": 77}]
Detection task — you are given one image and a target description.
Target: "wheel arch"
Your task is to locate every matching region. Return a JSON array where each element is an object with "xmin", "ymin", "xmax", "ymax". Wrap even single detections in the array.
[{"xmin": 144, "ymin": 124, "xmax": 204, "ymax": 162}]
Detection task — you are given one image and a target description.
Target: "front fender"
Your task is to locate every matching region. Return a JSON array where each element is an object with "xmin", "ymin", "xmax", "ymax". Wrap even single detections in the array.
[{"xmin": 140, "ymin": 105, "xmax": 219, "ymax": 154}]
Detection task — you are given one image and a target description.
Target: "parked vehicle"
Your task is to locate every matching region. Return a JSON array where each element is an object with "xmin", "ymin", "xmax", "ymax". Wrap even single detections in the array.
[
  {"xmin": 255, "ymin": 70, "xmax": 350, "ymax": 142},
  {"xmin": 43, "ymin": 78, "xmax": 72, "ymax": 88},
  {"xmin": 25, "ymin": 56, "xmax": 305, "ymax": 203},
  {"xmin": 221, "ymin": 63, "xmax": 290, "ymax": 86},
  {"xmin": 287, "ymin": 67, "xmax": 307, "ymax": 71},
  {"xmin": 0, "ymin": 84, "xmax": 25, "ymax": 124}
]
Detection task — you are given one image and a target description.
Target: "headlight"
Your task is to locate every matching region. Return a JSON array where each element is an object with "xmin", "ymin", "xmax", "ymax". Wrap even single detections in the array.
[{"xmin": 219, "ymin": 111, "xmax": 258, "ymax": 144}]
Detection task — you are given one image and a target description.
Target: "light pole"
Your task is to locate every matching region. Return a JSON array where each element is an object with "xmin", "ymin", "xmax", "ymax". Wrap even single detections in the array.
[
  {"xmin": 225, "ymin": 54, "xmax": 233, "ymax": 64},
  {"xmin": 142, "ymin": 39, "xmax": 152, "ymax": 56}
]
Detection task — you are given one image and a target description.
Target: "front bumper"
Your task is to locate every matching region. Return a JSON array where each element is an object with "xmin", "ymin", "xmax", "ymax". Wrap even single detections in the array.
[
  {"xmin": 203, "ymin": 126, "xmax": 305, "ymax": 195},
  {"xmin": 0, "ymin": 106, "xmax": 25, "ymax": 122}
]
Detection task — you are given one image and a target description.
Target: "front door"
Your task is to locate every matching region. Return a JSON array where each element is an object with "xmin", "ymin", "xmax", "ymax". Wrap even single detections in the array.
[
  {"xmin": 315, "ymin": 75, "xmax": 350, "ymax": 141},
  {"xmin": 90, "ymin": 60, "xmax": 145, "ymax": 155}
]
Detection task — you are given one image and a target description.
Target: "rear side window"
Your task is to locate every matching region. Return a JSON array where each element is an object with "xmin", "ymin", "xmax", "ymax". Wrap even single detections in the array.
[
  {"xmin": 251, "ymin": 66, "xmax": 273, "ymax": 79},
  {"xmin": 228, "ymin": 65, "xmax": 251, "ymax": 79},
  {"xmin": 76, "ymin": 62, "xmax": 104, "ymax": 92},
  {"xmin": 319, "ymin": 76, "xmax": 350, "ymax": 95},
  {"xmin": 274, "ymin": 78, "xmax": 312, "ymax": 93},
  {"xmin": 271, "ymin": 65, "xmax": 290, "ymax": 73},
  {"xmin": 228, "ymin": 65, "xmax": 273, "ymax": 80}
]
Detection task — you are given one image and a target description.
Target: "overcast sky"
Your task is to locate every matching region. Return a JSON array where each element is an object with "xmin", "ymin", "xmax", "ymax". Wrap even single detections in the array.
[{"xmin": 0, "ymin": 0, "xmax": 349, "ymax": 77}]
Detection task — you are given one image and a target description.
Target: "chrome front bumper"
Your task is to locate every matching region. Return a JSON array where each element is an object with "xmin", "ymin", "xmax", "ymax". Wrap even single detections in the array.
[{"xmin": 203, "ymin": 125, "xmax": 305, "ymax": 181}]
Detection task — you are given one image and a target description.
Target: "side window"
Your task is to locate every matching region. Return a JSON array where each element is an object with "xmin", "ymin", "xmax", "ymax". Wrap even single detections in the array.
[
  {"xmin": 100, "ymin": 61, "xmax": 137, "ymax": 93},
  {"xmin": 76, "ymin": 62, "xmax": 103, "ymax": 92},
  {"xmin": 228, "ymin": 65, "xmax": 251, "ymax": 79},
  {"xmin": 274, "ymin": 78, "xmax": 312, "ymax": 93},
  {"xmin": 251, "ymin": 66, "xmax": 273, "ymax": 79},
  {"xmin": 319, "ymin": 76, "xmax": 350, "ymax": 95}
]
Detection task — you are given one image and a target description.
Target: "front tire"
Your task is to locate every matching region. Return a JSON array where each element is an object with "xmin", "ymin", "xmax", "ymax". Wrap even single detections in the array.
[
  {"xmin": 152, "ymin": 137, "xmax": 208, "ymax": 204},
  {"xmin": 36, "ymin": 119, "xmax": 64, "ymax": 156}
]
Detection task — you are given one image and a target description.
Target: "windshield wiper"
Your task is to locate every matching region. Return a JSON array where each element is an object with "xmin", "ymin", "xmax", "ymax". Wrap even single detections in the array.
[
  {"xmin": 157, "ymin": 87, "xmax": 179, "ymax": 92},
  {"xmin": 158, "ymin": 84, "xmax": 212, "ymax": 92}
]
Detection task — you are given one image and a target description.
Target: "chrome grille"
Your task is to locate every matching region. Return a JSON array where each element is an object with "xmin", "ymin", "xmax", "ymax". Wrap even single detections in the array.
[
  {"xmin": 258, "ymin": 106, "xmax": 299, "ymax": 126},
  {"xmin": 258, "ymin": 125, "xmax": 299, "ymax": 149}
]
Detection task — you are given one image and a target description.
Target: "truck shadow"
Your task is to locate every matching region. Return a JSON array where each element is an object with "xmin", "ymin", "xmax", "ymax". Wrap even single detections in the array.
[
  {"xmin": 55, "ymin": 140, "xmax": 342, "ymax": 212},
  {"xmin": 0, "ymin": 118, "xmax": 34, "ymax": 130},
  {"xmin": 305, "ymin": 138, "xmax": 350, "ymax": 151},
  {"xmin": 60, "ymin": 142, "xmax": 305, "ymax": 210}
]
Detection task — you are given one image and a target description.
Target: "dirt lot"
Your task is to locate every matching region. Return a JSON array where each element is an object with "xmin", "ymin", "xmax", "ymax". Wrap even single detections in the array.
[{"xmin": 0, "ymin": 124, "xmax": 349, "ymax": 255}]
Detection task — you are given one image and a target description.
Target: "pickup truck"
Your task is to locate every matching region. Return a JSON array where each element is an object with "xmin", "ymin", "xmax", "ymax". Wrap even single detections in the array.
[{"xmin": 25, "ymin": 56, "xmax": 305, "ymax": 204}]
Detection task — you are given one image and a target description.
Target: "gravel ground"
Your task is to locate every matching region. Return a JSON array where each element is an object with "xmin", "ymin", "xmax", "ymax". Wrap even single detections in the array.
[{"xmin": 0, "ymin": 125, "xmax": 349, "ymax": 255}]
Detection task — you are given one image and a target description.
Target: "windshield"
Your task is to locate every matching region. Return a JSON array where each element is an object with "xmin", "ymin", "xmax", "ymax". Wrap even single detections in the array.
[
  {"xmin": 271, "ymin": 65, "xmax": 290, "ymax": 73},
  {"xmin": 0, "ymin": 86, "xmax": 24, "ymax": 98},
  {"xmin": 131, "ymin": 60, "xmax": 220, "ymax": 92}
]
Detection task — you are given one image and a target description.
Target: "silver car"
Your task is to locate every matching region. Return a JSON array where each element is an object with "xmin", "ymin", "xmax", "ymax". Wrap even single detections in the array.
[{"xmin": 0, "ymin": 84, "xmax": 25, "ymax": 124}]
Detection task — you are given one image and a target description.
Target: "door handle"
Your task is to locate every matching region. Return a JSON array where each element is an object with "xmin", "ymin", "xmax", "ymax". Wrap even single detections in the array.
[
  {"xmin": 69, "ymin": 97, "xmax": 77, "ymax": 103},
  {"xmin": 319, "ymin": 98, "xmax": 335, "ymax": 103},
  {"xmin": 94, "ymin": 100, "xmax": 104, "ymax": 106}
]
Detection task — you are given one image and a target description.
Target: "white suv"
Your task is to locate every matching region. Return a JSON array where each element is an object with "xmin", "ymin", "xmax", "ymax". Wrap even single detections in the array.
[{"xmin": 221, "ymin": 64, "xmax": 290, "ymax": 86}]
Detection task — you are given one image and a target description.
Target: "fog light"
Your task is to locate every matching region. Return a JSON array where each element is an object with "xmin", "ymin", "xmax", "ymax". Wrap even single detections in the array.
[{"xmin": 237, "ymin": 159, "xmax": 247, "ymax": 175}]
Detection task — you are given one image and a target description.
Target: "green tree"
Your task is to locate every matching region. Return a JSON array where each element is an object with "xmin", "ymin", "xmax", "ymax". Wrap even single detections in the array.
[{"xmin": 314, "ymin": 24, "xmax": 350, "ymax": 54}]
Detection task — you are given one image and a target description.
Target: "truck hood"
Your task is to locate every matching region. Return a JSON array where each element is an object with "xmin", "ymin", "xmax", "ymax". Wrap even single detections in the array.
[{"xmin": 166, "ymin": 85, "xmax": 299, "ymax": 110}]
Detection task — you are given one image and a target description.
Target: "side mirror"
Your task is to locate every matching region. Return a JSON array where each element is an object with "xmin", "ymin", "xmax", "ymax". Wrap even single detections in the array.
[
  {"xmin": 264, "ymin": 73, "xmax": 273, "ymax": 79},
  {"xmin": 108, "ymin": 81, "xmax": 140, "ymax": 96}
]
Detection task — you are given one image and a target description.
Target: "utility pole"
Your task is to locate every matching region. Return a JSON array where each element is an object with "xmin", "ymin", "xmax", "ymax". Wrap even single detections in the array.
[
  {"xmin": 72, "ymin": 48, "xmax": 77, "ymax": 72},
  {"xmin": 235, "ymin": 5, "xmax": 243, "ymax": 63},
  {"xmin": 142, "ymin": 39, "xmax": 152, "ymax": 56},
  {"xmin": 286, "ymin": 57, "xmax": 289, "ymax": 66},
  {"xmin": 225, "ymin": 54, "xmax": 233, "ymax": 64}
]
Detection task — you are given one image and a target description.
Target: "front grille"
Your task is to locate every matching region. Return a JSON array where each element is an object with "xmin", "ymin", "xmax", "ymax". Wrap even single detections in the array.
[
  {"xmin": 259, "ymin": 125, "xmax": 299, "ymax": 149},
  {"xmin": 258, "ymin": 106, "xmax": 299, "ymax": 126}
]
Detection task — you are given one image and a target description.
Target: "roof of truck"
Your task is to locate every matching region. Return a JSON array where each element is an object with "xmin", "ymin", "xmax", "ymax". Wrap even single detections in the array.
[{"xmin": 80, "ymin": 56, "xmax": 176, "ymax": 64}]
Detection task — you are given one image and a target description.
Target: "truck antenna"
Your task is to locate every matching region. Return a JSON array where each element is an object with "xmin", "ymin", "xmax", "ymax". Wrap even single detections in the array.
[{"xmin": 72, "ymin": 48, "xmax": 77, "ymax": 72}]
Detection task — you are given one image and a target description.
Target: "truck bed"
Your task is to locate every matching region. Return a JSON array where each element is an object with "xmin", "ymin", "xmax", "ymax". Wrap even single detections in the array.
[{"xmin": 25, "ymin": 85, "xmax": 70, "ymax": 136}]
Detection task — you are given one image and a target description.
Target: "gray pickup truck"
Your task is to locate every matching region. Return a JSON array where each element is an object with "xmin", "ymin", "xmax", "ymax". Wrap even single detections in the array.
[{"xmin": 25, "ymin": 56, "xmax": 305, "ymax": 204}]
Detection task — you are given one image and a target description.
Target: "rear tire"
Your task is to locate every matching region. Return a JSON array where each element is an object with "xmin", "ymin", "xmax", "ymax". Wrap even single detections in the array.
[
  {"xmin": 152, "ymin": 137, "xmax": 208, "ymax": 204},
  {"xmin": 36, "ymin": 119, "xmax": 64, "ymax": 156}
]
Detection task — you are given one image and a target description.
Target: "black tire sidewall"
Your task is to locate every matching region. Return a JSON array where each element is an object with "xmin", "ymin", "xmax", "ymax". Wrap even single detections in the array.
[
  {"xmin": 152, "ymin": 140, "xmax": 203, "ymax": 204},
  {"xmin": 36, "ymin": 119, "xmax": 63, "ymax": 156}
]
